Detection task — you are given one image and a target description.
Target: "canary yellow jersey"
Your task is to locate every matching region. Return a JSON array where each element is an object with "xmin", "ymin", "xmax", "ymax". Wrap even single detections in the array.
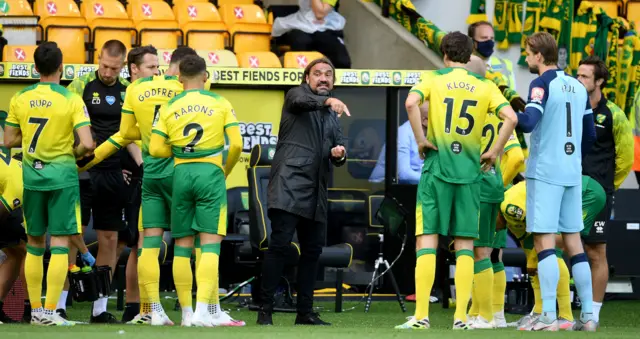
[
  {"xmin": 152, "ymin": 89, "xmax": 238, "ymax": 169},
  {"xmin": 6, "ymin": 83, "xmax": 90, "ymax": 190},
  {"xmin": 0, "ymin": 148, "xmax": 23, "ymax": 211},
  {"xmin": 480, "ymin": 112, "xmax": 505, "ymax": 203},
  {"xmin": 410, "ymin": 67, "xmax": 509, "ymax": 183},
  {"xmin": 122, "ymin": 75, "xmax": 183, "ymax": 179},
  {"xmin": 500, "ymin": 181, "xmax": 527, "ymax": 240}
]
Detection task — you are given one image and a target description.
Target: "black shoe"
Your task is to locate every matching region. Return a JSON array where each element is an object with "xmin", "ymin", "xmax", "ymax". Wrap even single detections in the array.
[
  {"xmin": 90, "ymin": 312, "xmax": 119, "ymax": 324},
  {"xmin": 56, "ymin": 309, "xmax": 68, "ymax": 320},
  {"xmin": 257, "ymin": 309, "xmax": 273, "ymax": 325},
  {"xmin": 294, "ymin": 312, "xmax": 330, "ymax": 326},
  {"xmin": 121, "ymin": 303, "xmax": 140, "ymax": 323},
  {"xmin": 21, "ymin": 303, "xmax": 31, "ymax": 324}
]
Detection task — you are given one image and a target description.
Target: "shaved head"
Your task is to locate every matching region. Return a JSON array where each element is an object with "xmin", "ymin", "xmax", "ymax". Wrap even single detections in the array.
[{"xmin": 465, "ymin": 54, "xmax": 487, "ymax": 78}]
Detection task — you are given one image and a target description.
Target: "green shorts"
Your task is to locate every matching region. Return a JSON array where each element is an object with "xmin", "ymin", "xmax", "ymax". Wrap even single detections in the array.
[
  {"xmin": 23, "ymin": 186, "xmax": 82, "ymax": 237},
  {"xmin": 492, "ymin": 229, "xmax": 507, "ymax": 249},
  {"xmin": 171, "ymin": 163, "xmax": 227, "ymax": 239},
  {"xmin": 416, "ymin": 173, "xmax": 480, "ymax": 238},
  {"xmin": 142, "ymin": 175, "xmax": 173, "ymax": 230},
  {"xmin": 475, "ymin": 202, "xmax": 499, "ymax": 247},
  {"xmin": 580, "ymin": 178, "xmax": 607, "ymax": 237}
]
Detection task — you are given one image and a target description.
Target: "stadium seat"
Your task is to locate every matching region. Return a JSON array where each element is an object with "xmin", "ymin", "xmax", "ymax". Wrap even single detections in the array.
[
  {"xmin": 627, "ymin": 1, "xmax": 640, "ymax": 24},
  {"xmin": 236, "ymin": 51, "xmax": 281, "ymax": 68},
  {"xmin": 173, "ymin": 2, "xmax": 228, "ymax": 50},
  {"xmin": 3, "ymin": 45, "xmax": 37, "ymax": 62},
  {"xmin": 247, "ymin": 144, "xmax": 352, "ymax": 313},
  {"xmin": 80, "ymin": 0, "xmax": 135, "ymax": 63},
  {"xmin": 216, "ymin": 0, "xmax": 256, "ymax": 6},
  {"xmin": 283, "ymin": 51, "xmax": 323, "ymax": 68},
  {"xmin": 591, "ymin": 0, "xmax": 621, "ymax": 17},
  {"xmin": 157, "ymin": 48, "xmax": 174, "ymax": 66},
  {"xmin": 196, "ymin": 49, "xmax": 238, "ymax": 67},
  {"xmin": 219, "ymin": 4, "xmax": 271, "ymax": 53},
  {"xmin": 130, "ymin": 1, "xmax": 180, "ymax": 50},
  {"xmin": 34, "ymin": 0, "xmax": 90, "ymax": 64}
]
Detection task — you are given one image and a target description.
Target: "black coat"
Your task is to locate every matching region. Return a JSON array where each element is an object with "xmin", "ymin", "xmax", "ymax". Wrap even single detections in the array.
[{"xmin": 267, "ymin": 84, "xmax": 347, "ymax": 222}]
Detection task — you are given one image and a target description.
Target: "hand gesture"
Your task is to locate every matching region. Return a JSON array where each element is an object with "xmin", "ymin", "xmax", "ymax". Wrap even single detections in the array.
[
  {"xmin": 325, "ymin": 98, "xmax": 350, "ymax": 117},
  {"xmin": 331, "ymin": 145, "xmax": 346, "ymax": 159},
  {"xmin": 480, "ymin": 151, "xmax": 497, "ymax": 172},
  {"xmin": 417, "ymin": 139, "xmax": 437, "ymax": 160}
]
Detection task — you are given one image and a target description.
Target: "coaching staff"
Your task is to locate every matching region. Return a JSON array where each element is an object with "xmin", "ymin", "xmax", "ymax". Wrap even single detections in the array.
[{"xmin": 257, "ymin": 57, "xmax": 349, "ymax": 326}]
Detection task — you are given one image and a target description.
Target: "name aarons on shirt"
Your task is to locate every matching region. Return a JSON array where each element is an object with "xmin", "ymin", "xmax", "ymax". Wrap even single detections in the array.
[
  {"xmin": 172, "ymin": 104, "xmax": 215, "ymax": 119},
  {"xmin": 239, "ymin": 122, "xmax": 277, "ymax": 153},
  {"xmin": 138, "ymin": 88, "xmax": 177, "ymax": 102},
  {"xmin": 340, "ymin": 71, "xmax": 358, "ymax": 85}
]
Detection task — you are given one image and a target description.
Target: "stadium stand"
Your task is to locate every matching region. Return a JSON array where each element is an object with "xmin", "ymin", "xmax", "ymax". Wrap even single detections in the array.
[
  {"xmin": 196, "ymin": 49, "xmax": 238, "ymax": 67},
  {"xmin": 80, "ymin": 0, "xmax": 135, "ymax": 63},
  {"xmin": 130, "ymin": 0, "xmax": 180, "ymax": 50},
  {"xmin": 173, "ymin": 1, "xmax": 228, "ymax": 50},
  {"xmin": 219, "ymin": 4, "xmax": 271, "ymax": 54},
  {"xmin": 3, "ymin": 45, "xmax": 36, "ymax": 62},
  {"xmin": 591, "ymin": 0, "xmax": 622, "ymax": 17},
  {"xmin": 236, "ymin": 51, "xmax": 281, "ymax": 68},
  {"xmin": 283, "ymin": 51, "xmax": 323, "ymax": 68},
  {"xmin": 34, "ymin": 0, "xmax": 90, "ymax": 64},
  {"xmin": 216, "ymin": 0, "xmax": 256, "ymax": 6}
]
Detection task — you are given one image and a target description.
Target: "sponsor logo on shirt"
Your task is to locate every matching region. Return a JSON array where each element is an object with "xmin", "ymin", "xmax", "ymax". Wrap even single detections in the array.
[
  {"xmin": 12, "ymin": 198, "xmax": 19, "ymax": 208},
  {"xmin": 530, "ymin": 87, "xmax": 544, "ymax": 104},
  {"xmin": 106, "ymin": 95, "xmax": 116, "ymax": 105},
  {"xmin": 506, "ymin": 204, "xmax": 524, "ymax": 220},
  {"xmin": 92, "ymin": 92, "xmax": 101, "ymax": 105}
]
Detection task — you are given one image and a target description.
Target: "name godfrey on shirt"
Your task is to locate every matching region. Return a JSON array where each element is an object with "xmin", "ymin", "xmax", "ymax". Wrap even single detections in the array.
[{"xmin": 138, "ymin": 88, "xmax": 177, "ymax": 102}]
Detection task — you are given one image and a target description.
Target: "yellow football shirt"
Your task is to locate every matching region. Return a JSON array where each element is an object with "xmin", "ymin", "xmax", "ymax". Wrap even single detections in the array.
[
  {"xmin": 0, "ymin": 151, "xmax": 23, "ymax": 211},
  {"xmin": 6, "ymin": 83, "xmax": 90, "ymax": 190},
  {"xmin": 151, "ymin": 89, "xmax": 238, "ymax": 170},
  {"xmin": 500, "ymin": 181, "xmax": 527, "ymax": 240},
  {"xmin": 121, "ymin": 75, "xmax": 183, "ymax": 179},
  {"xmin": 410, "ymin": 67, "xmax": 509, "ymax": 183}
]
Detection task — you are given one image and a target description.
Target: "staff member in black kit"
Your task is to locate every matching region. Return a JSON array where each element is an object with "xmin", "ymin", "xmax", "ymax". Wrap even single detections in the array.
[
  {"xmin": 577, "ymin": 56, "xmax": 634, "ymax": 326},
  {"xmin": 67, "ymin": 40, "xmax": 140, "ymax": 323},
  {"xmin": 257, "ymin": 57, "xmax": 349, "ymax": 326}
]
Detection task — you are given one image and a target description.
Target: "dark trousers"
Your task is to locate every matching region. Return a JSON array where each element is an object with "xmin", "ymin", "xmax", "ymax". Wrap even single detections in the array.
[
  {"xmin": 286, "ymin": 29, "xmax": 352, "ymax": 69},
  {"xmin": 260, "ymin": 208, "xmax": 325, "ymax": 314}
]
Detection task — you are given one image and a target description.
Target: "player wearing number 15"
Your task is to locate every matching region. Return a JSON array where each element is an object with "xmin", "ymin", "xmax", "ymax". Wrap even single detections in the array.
[
  {"xmin": 396, "ymin": 32, "xmax": 518, "ymax": 331},
  {"xmin": 518, "ymin": 32, "xmax": 597, "ymax": 331},
  {"xmin": 3, "ymin": 42, "xmax": 95, "ymax": 326},
  {"xmin": 149, "ymin": 55, "xmax": 242, "ymax": 327}
]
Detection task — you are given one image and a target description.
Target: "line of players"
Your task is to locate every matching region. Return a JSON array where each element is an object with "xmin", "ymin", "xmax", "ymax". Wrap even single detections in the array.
[
  {"xmin": 1, "ymin": 42, "xmax": 248, "ymax": 327},
  {"xmin": 396, "ymin": 31, "xmax": 633, "ymax": 331}
]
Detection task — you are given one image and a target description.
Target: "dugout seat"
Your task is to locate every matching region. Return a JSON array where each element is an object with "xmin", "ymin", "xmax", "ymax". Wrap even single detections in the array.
[
  {"xmin": 80, "ymin": 0, "xmax": 135, "ymax": 63},
  {"xmin": 3, "ymin": 45, "xmax": 36, "ymax": 62},
  {"xmin": 196, "ymin": 49, "xmax": 238, "ymax": 67},
  {"xmin": 130, "ymin": 1, "xmax": 180, "ymax": 50},
  {"xmin": 34, "ymin": 0, "xmax": 90, "ymax": 64},
  {"xmin": 283, "ymin": 51, "xmax": 323, "ymax": 68},
  {"xmin": 216, "ymin": 0, "xmax": 256, "ymax": 6},
  {"xmin": 236, "ymin": 51, "xmax": 281, "ymax": 68},
  {"xmin": 591, "ymin": 0, "xmax": 621, "ymax": 17},
  {"xmin": 173, "ymin": 2, "xmax": 228, "ymax": 50},
  {"xmin": 219, "ymin": 4, "xmax": 271, "ymax": 53},
  {"xmin": 248, "ymin": 144, "xmax": 352, "ymax": 312}
]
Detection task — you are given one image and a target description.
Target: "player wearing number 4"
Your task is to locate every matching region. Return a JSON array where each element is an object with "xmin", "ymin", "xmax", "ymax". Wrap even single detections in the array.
[
  {"xmin": 149, "ymin": 55, "xmax": 243, "ymax": 327},
  {"xmin": 4, "ymin": 42, "xmax": 95, "ymax": 326},
  {"xmin": 396, "ymin": 32, "xmax": 517, "ymax": 330},
  {"xmin": 517, "ymin": 32, "xmax": 597, "ymax": 331}
]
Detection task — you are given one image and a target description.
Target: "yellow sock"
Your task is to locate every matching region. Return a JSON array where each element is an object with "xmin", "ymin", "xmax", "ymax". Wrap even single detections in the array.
[
  {"xmin": 210, "ymin": 276, "xmax": 220, "ymax": 306},
  {"xmin": 531, "ymin": 275, "xmax": 542, "ymax": 314},
  {"xmin": 25, "ymin": 245, "xmax": 45, "ymax": 309},
  {"xmin": 173, "ymin": 246, "xmax": 193, "ymax": 309},
  {"xmin": 139, "ymin": 236, "xmax": 162, "ymax": 304},
  {"xmin": 414, "ymin": 248, "xmax": 436, "ymax": 320},
  {"xmin": 454, "ymin": 250, "xmax": 474, "ymax": 322},
  {"xmin": 197, "ymin": 244, "xmax": 220, "ymax": 304},
  {"xmin": 44, "ymin": 247, "xmax": 69, "ymax": 311},
  {"xmin": 195, "ymin": 248, "xmax": 202, "ymax": 271},
  {"xmin": 492, "ymin": 263, "xmax": 506, "ymax": 314},
  {"xmin": 469, "ymin": 283, "xmax": 479, "ymax": 317},
  {"xmin": 474, "ymin": 258, "xmax": 494, "ymax": 321},
  {"xmin": 136, "ymin": 249, "xmax": 150, "ymax": 314},
  {"xmin": 557, "ymin": 256, "xmax": 574, "ymax": 321}
]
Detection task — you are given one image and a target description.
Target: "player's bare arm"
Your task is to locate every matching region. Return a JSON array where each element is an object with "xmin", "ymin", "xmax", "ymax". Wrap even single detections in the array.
[
  {"xmin": 74, "ymin": 125, "xmax": 96, "ymax": 158},
  {"xmin": 127, "ymin": 143, "xmax": 143, "ymax": 166},
  {"xmin": 405, "ymin": 92, "xmax": 436, "ymax": 159},
  {"xmin": 3, "ymin": 125, "xmax": 21, "ymax": 148},
  {"xmin": 482, "ymin": 105, "xmax": 517, "ymax": 170}
]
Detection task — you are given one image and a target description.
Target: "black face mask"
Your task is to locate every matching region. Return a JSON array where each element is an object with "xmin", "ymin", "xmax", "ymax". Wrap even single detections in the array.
[{"xmin": 475, "ymin": 39, "xmax": 495, "ymax": 58}]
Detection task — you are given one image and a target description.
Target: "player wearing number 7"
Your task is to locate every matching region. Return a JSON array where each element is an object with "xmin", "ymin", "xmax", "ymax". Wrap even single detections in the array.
[
  {"xmin": 396, "ymin": 31, "xmax": 517, "ymax": 330},
  {"xmin": 517, "ymin": 32, "xmax": 597, "ymax": 331},
  {"xmin": 149, "ymin": 55, "xmax": 242, "ymax": 327},
  {"xmin": 3, "ymin": 42, "xmax": 95, "ymax": 326}
]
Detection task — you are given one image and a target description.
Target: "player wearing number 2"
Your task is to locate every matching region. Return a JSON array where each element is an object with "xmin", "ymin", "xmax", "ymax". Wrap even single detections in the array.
[
  {"xmin": 4, "ymin": 42, "xmax": 95, "ymax": 326},
  {"xmin": 149, "ymin": 55, "xmax": 243, "ymax": 327},
  {"xmin": 119, "ymin": 46, "xmax": 199, "ymax": 326},
  {"xmin": 517, "ymin": 32, "xmax": 597, "ymax": 331},
  {"xmin": 396, "ymin": 32, "xmax": 517, "ymax": 330}
]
